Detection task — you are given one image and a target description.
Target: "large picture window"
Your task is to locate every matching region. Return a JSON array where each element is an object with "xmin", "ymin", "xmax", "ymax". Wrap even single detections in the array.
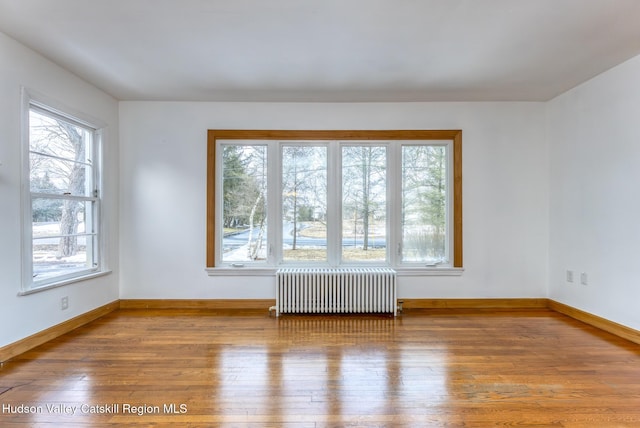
[
  {"xmin": 23, "ymin": 99, "xmax": 103, "ymax": 291},
  {"xmin": 207, "ymin": 130, "xmax": 462, "ymax": 273}
]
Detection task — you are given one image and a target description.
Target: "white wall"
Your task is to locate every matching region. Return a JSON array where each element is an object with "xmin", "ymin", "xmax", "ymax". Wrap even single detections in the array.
[
  {"xmin": 0, "ymin": 32, "xmax": 120, "ymax": 348},
  {"xmin": 119, "ymin": 101, "xmax": 549, "ymax": 300},
  {"xmin": 548, "ymin": 54, "xmax": 640, "ymax": 330}
]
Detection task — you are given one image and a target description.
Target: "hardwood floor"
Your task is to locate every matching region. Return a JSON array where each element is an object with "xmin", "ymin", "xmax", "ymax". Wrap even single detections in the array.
[{"xmin": 1, "ymin": 308, "xmax": 640, "ymax": 427}]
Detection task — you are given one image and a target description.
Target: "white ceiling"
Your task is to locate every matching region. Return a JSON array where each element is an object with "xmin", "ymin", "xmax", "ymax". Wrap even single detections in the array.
[{"xmin": 2, "ymin": 0, "xmax": 640, "ymax": 102}]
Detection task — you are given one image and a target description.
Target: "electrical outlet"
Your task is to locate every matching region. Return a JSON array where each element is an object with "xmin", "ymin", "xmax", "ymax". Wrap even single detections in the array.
[
  {"xmin": 580, "ymin": 272, "xmax": 588, "ymax": 286},
  {"xmin": 566, "ymin": 270, "xmax": 574, "ymax": 283},
  {"xmin": 61, "ymin": 296, "xmax": 69, "ymax": 310}
]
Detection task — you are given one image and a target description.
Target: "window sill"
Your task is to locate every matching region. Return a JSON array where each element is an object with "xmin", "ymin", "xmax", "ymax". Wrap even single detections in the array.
[
  {"xmin": 205, "ymin": 267, "xmax": 464, "ymax": 277},
  {"xmin": 395, "ymin": 267, "xmax": 464, "ymax": 276},
  {"xmin": 19, "ymin": 270, "xmax": 113, "ymax": 296}
]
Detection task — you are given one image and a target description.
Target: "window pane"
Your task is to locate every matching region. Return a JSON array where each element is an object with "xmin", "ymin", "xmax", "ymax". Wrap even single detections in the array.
[
  {"xmin": 32, "ymin": 199, "xmax": 96, "ymax": 282},
  {"xmin": 221, "ymin": 145, "xmax": 268, "ymax": 262},
  {"xmin": 342, "ymin": 146, "xmax": 387, "ymax": 262},
  {"xmin": 29, "ymin": 109, "xmax": 93, "ymax": 197},
  {"xmin": 282, "ymin": 146, "xmax": 327, "ymax": 262},
  {"xmin": 402, "ymin": 145, "xmax": 447, "ymax": 263},
  {"xmin": 33, "ymin": 239, "xmax": 94, "ymax": 283},
  {"xmin": 30, "ymin": 110, "xmax": 92, "ymax": 160},
  {"xmin": 32, "ymin": 198, "xmax": 95, "ymax": 235},
  {"xmin": 30, "ymin": 153, "xmax": 93, "ymax": 197}
]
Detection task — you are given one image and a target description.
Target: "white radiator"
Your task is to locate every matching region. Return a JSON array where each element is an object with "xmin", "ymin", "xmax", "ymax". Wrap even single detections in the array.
[{"xmin": 275, "ymin": 268, "xmax": 397, "ymax": 316}]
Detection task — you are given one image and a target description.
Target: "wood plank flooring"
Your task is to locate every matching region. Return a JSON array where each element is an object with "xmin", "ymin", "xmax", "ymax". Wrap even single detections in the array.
[{"xmin": 1, "ymin": 308, "xmax": 640, "ymax": 427}]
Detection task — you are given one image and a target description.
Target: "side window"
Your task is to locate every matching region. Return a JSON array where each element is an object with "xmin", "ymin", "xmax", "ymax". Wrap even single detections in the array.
[
  {"xmin": 401, "ymin": 144, "xmax": 449, "ymax": 265},
  {"xmin": 24, "ymin": 101, "xmax": 102, "ymax": 290},
  {"xmin": 220, "ymin": 144, "xmax": 268, "ymax": 263}
]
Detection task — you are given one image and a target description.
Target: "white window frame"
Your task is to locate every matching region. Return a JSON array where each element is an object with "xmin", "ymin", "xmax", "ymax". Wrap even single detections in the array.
[
  {"xmin": 20, "ymin": 90, "xmax": 107, "ymax": 294},
  {"xmin": 207, "ymin": 130, "xmax": 463, "ymax": 277}
]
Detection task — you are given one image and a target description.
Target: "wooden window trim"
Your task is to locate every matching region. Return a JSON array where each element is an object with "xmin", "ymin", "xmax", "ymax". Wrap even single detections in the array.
[{"xmin": 206, "ymin": 129, "xmax": 462, "ymax": 268}]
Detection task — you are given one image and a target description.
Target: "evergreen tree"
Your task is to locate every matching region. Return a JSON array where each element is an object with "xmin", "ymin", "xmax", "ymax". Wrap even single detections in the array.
[{"xmin": 31, "ymin": 172, "xmax": 63, "ymax": 222}]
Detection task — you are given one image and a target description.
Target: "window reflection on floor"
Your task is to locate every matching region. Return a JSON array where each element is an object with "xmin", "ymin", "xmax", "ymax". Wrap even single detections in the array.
[{"xmin": 211, "ymin": 316, "xmax": 449, "ymax": 425}]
